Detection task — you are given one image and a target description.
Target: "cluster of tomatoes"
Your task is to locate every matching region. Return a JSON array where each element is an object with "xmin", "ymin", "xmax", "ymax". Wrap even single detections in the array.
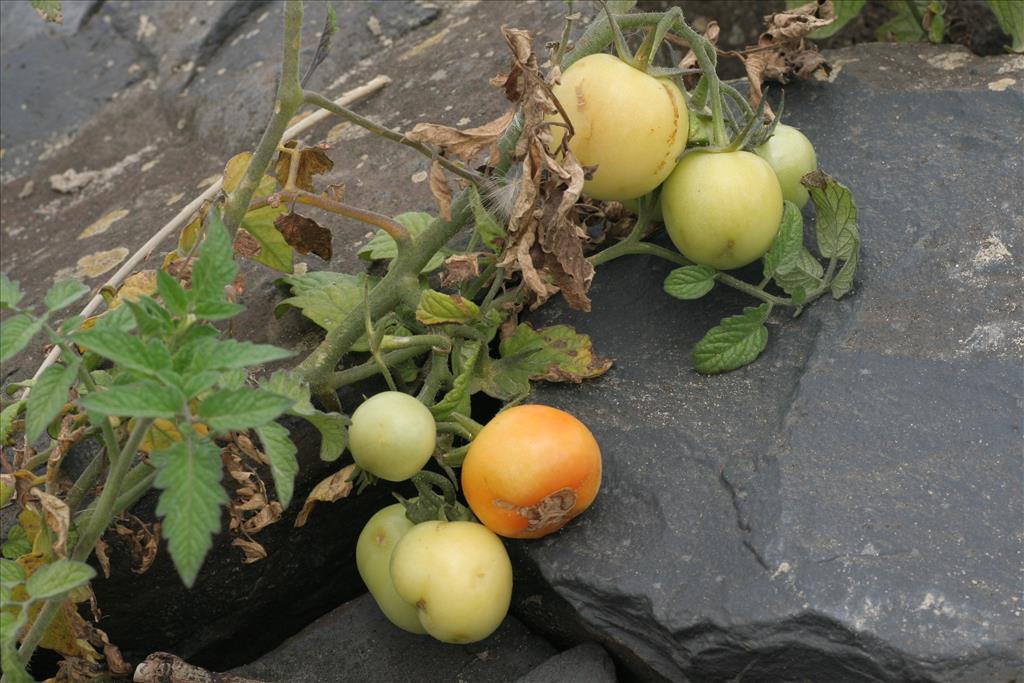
[
  {"xmin": 552, "ymin": 53, "xmax": 818, "ymax": 269},
  {"xmin": 353, "ymin": 394, "xmax": 601, "ymax": 643}
]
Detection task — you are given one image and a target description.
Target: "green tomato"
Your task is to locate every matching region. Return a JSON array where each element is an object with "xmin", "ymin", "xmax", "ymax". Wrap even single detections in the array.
[
  {"xmin": 390, "ymin": 520, "xmax": 513, "ymax": 644},
  {"xmin": 349, "ymin": 391, "xmax": 436, "ymax": 481},
  {"xmin": 356, "ymin": 503, "xmax": 426, "ymax": 634},
  {"xmin": 755, "ymin": 124, "xmax": 817, "ymax": 209},
  {"xmin": 662, "ymin": 150, "xmax": 783, "ymax": 270},
  {"xmin": 549, "ymin": 53, "xmax": 688, "ymax": 201}
]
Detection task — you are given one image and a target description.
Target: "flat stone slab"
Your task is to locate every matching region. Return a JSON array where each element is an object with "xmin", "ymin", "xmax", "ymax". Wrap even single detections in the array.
[{"xmin": 516, "ymin": 43, "xmax": 1023, "ymax": 682}]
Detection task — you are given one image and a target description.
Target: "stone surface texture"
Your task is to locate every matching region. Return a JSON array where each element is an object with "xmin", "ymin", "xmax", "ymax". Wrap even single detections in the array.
[{"xmin": 1, "ymin": 0, "xmax": 1022, "ymax": 681}]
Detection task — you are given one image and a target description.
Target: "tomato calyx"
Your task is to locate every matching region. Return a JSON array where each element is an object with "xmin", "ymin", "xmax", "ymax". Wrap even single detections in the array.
[
  {"xmin": 493, "ymin": 486, "xmax": 578, "ymax": 533},
  {"xmin": 395, "ymin": 471, "xmax": 473, "ymax": 524}
]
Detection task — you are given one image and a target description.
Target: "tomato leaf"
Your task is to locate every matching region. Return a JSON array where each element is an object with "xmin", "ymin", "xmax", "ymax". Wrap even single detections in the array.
[
  {"xmin": 255, "ymin": 422, "xmax": 298, "ymax": 508},
  {"xmin": 276, "ymin": 271, "xmax": 376, "ymax": 351},
  {"xmin": 467, "ymin": 185, "xmax": 506, "ymax": 251},
  {"xmin": 989, "ymin": 0, "xmax": 1024, "ymax": 52},
  {"xmin": 762, "ymin": 200, "xmax": 804, "ymax": 280},
  {"xmin": 663, "ymin": 265, "xmax": 716, "ymax": 300},
  {"xmin": 260, "ymin": 369, "xmax": 348, "ymax": 461},
  {"xmin": 432, "ymin": 340, "xmax": 482, "ymax": 420},
  {"xmin": 0, "ymin": 274, "xmax": 24, "ymax": 310},
  {"xmin": 693, "ymin": 305, "xmax": 771, "ymax": 374},
  {"xmin": 152, "ymin": 439, "xmax": 228, "ymax": 588},
  {"xmin": 275, "ymin": 212, "xmax": 332, "ymax": 261},
  {"xmin": 416, "ymin": 290, "xmax": 480, "ymax": 325},
  {"xmin": 157, "ymin": 269, "xmax": 190, "ymax": 316},
  {"xmin": 44, "ymin": 279, "xmax": 89, "ymax": 313},
  {"xmin": 24, "ymin": 559, "xmax": 95, "ymax": 600},
  {"xmin": 831, "ymin": 245, "xmax": 859, "ymax": 300},
  {"xmin": 475, "ymin": 324, "xmax": 612, "ymax": 401},
  {"xmin": 78, "ymin": 381, "xmax": 186, "ymax": 419},
  {"xmin": 302, "ymin": 411, "xmax": 348, "ymax": 462},
  {"xmin": 0, "ymin": 314, "xmax": 44, "ymax": 363},
  {"xmin": 273, "ymin": 142, "xmax": 334, "ymax": 193},
  {"xmin": 192, "ymin": 209, "xmax": 238, "ymax": 306},
  {"xmin": 803, "ymin": 171, "xmax": 860, "ymax": 299},
  {"xmin": 25, "ymin": 360, "xmax": 79, "ymax": 441},
  {"xmin": 239, "ymin": 205, "xmax": 293, "ymax": 273},
  {"xmin": 358, "ymin": 212, "xmax": 449, "ymax": 273},
  {"xmin": 197, "ymin": 388, "xmax": 293, "ymax": 433}
]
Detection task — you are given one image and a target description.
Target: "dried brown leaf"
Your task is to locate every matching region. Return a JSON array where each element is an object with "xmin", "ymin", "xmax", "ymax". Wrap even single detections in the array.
[
  {"xmin": 275, "ymin": 212, "xmax": 332, "ymax": 261},
  {"xmin": 95, "ymin": 539, "xmax": 111, "ymax": 579},
  {"xmin": 232, "ymin": 537, "xmax": 268, "ymax": 564},
  {"xmin": 31, "ymin": 487, "xmax": 71, "ymax": 558},
  {"xmin": 233, "ymin": 229, "xmax": 262, "ymax": 260},
  {"xmin": 406, "ymin": 109, "xmax": 516, "ymax": 165},
  {"xmin": 295, "ymin": 465, "xmax": 356, "ymax": 528},
  {"xmin": 134, "ymin": 652, "xmax": 266, "ymax": 683},
  {"xmin": 274, "ymin": 141, "xmax": 334, "ymax": 192},
  {"xmin": 428, "ymin": 160, "xmax": 453, "ymax": 221},
  {"xmin": 764, "ymin": 1, "xmax": 835, "ymax": 39},
  {"xmin": 441, "ymin": 253, "xmax": 483, "ymax": 287}
]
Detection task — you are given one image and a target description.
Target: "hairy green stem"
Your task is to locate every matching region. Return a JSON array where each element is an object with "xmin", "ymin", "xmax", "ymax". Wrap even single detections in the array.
[
  {"xmin": 416, "ymin": 350, "xmax": 450, "ymax": 405},
  {"xmin": 327, "ymin": 346, "xmax": 432, "ymax": 391},
  {"xmin": 449, "ymin": 412, "xmax": 484, "ymax": 438},
  {"xmin": 222, "ymin": 0, "xmax": 305, "ymax": 235},
  {"xmin": 380, "ymin": 334, "xmax": 450, "ymax": 352},
  {"xmin": 74, "ymin": 462, "xmax": 156, "ymax": 530},
  {"xmin": 64, "ymin": 448, "xmax": 108, "ymax": 514}
]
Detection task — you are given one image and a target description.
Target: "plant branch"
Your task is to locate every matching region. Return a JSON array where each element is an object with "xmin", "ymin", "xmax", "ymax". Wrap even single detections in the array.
[
  {"xmin": 327, "ymin": 346, "xmax": 433, "ymax": 390},
  {"xmin": 277, "ymin": 189, "xmax": 411, "ymax": 244}
]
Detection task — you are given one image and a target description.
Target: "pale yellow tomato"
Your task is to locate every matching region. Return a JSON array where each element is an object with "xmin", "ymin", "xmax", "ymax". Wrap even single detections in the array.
[{"xmin": 755, "ymin": 124, "xmax": 817, "ymax": 208}]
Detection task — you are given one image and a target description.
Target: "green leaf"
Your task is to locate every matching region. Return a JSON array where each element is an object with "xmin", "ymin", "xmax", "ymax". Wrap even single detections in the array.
[
  {"xmin": 663, "ymin": 265, "xmax": 717, "ymax": 300},
  {"xmin": 926, "ymin": 0, "xmax": 945, "ymax": 43},
  {"xmin": 26, "ymin": 360, "xmax": 79, "ymax": 441},
  {"xmin": 693, "ymin": 305, "xmax": 771, "ymax": 374},
  {"xmin": 240, "ymin": 204, "xmax": 293, "ymax": 273},
  {"xmin": 74, "ymin": 328, "xmax": 173, "ymax": 378},
  {"xmin": 25, "ymin": 559, "xmax": 95, "ymax": 599},
  {"xmin": 2, "ymin": 525, "xmax": 31, "ymax": 559},
  {"xmin": 197, "ymin": 388, "xmax": 292, "ymax": 433},
  {"xmin": 255, "ymin": 422, "xmax": 298, "ymax": 508},
  {"xmin": 989, "ymin": 0, "xmax": 1024, "ymax": 52},
  {"xmin": 0, "ymin": 274, "xmax": 24, "ymax": 310},
  {"xmin": 358, "ymin": 212, "xmax": 449, "ymax": 272},
  {"xmin": 126, "ymin": 297, "xmax": 174, "ymax": 339},
  {"xmin": 831, "ymin": 247, "xmax": 859, "ymax": 299},
  {"xmin": 416, "ymin": 290, "xmax": 480, "ymax": 325},
  {"xmin": 192, "ymin": 208, "xmax": 238, "ymax": 306},
  {"xmin": 0, "ymin": 558, "xmax": 25, "ymax": 587},
  {"xmin": 467, "ymin": 185, "xmax": 506, "ymax": 250},
  {"xmin": 762, "ymin": 201, "xmax": 804, "ymax": 280},
  {"xmin": 0, "ymin": 314, "xmax": 44, "ymax": 362},
  {"xmin": 432, "ymin": 340, "xmax": 482, "ymax": 420},
  {"xmin": 43, "ymin": 279, "xmax": 89, "ymax": 313},
  {"xmin": 475, "ymin": 324, "xmax": 613, "ymax": 401},
  {"xmin": 276, "ymin": 271, "xmax": 375, "ymax": 349},
  {"xmin": 302, "ymin": 411, "xmax": 348, "ymax": 462},
  {"xmin": 30, "ymin": 0, "xmax": 63, "ymax": 23},
  {"xmin": 772, "ymin": 248, "xmax": 824, "ymax": 303},
  {"xmin": 803, "ymin": 171, "xmax": 859, "ymax": 260},
  {"xmin": 875, "ymin": 1, "xmax": 926, "ymax": 42},
  {"xmin": 157, "ymin": 270, "xmax": 189, "ymax": 316},
  {"xmin": 787, "ymin": 0, "xmax": 866, "ymax": 38},
  {"xmin": 193, "ymin": 300, "xmax": 245, "ymax": 321},
  {"xmin": 152, "ymin": 439, "xmax": 228, "ymax": 587},
  {"xmin": 79, "ymin": 381, "xmax": 185, "ymax": 419},
  {"xmin": 261, "ymin": 370, "xmax": 315, "ymax": 416},
  {"xmin": 58, "ymin": 314, "xmax": 86, "ymax": 335},
  {"xmin": 1, "ymin": 400, "xmax": 25, "ymax": 446},
  {"xmin": 217, "ymin": 368, "xmax": 249, "ymax": 390},
  {"xmin": 182, "ymin": 338, "xmax": 293, "ymax": 374}
]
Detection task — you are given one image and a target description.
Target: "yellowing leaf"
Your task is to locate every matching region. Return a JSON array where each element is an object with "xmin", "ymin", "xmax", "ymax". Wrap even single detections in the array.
[
  {"xmin": 238, "ymin": 205, "xmax": 293, "ymax": 273},
  {"xmin": 223, "ymin": 152, "xmax": 253, "ymax": 193},
  {"xmin": 109, "ymin": 270, "xmax": 158, "ymax": 309},
  {"xmin": 78, "ymin": 209, "xmax": 129, "ymax": 239}
]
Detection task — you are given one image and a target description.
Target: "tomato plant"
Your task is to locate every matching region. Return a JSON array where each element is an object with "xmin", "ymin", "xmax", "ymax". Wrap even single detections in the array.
[
  {"xmin": 662, "ymin": 151, "xmax": 784, "ymax": 270},
  {"xmin": 389, "ymin": 520, "xmax": 513, "ymax": 644},
  {"xmin": 461, "ymin": 405, "xmax": 602, "ymax": 539},
  {"xmin": 356, "ymin": 503, "xmax": 426, "ymax": 634},
  {"xmin": 348, "ymin": 391, "xmax": 436, "ymax": 481},
  {"xmin": 549, "ymin": 53, "xmax": 688, "ymax": 201},
  {"xmin": 755, "ymin": 124, "xmax": 818, "ymax": 209}
]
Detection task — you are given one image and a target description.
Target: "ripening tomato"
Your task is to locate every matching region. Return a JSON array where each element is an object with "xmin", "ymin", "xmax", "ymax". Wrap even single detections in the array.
[
  {"xmin": 755, "ymin": 124, "xmax": 817, "ymax": 208},
  {"xmin": 548, "ymin": 53, "xmax": 688, "ymax": 201},
  {"xmin": 356, "ymin": 503, "xmax": 426, "ymax": 635},
  {"xmin": 461, "ymin": 405, "xmax": 601, "ymax": 539},
  {"xmin": 662, "ymin": 150, "xmax": 783, "ymax": 270},
  {"xmin": 348, "ymin": 391, "xmax": 436, "ymax": 481}
]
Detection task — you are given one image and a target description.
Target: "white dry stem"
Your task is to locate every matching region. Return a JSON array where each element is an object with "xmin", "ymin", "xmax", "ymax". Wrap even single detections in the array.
[{"xmin": 22, "ymin": 75, "xmax": 392, "ymax": 399}]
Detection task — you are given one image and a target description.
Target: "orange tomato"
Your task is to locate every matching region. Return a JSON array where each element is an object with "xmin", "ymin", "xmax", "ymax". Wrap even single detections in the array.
[{"xmin": 461, "ymin": 405, "xmax": 601, "ymax": 539}]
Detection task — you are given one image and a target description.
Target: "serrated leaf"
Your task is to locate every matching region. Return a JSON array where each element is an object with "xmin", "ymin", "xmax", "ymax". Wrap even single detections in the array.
[
  {"xmin": 475, "ymin": 324, "xmax": 613, "ymax": 401},
  {"xmin": 79, "ymin": 381, "xmax": 185, "ymax": 419},
  {"xmin": 192, "ymin": 209, "xmax": 237, "ymax": 305},
  {"xmin": 416, "ymin": 290, "xmax": 480, "ymax": 325},
  {"xmin": 43, "ymin": 280, "xmax": 89, "ymax": 313},
  {"xmin": 302, "ymin": 411, "xmax": 348, "ymax": 462},
  {"xmin": 773, "ymin": 248, "xmax": 824, "ymax": 302},
  {"xmin": 663, "ymin": 265, "xmax": 717, "ymax": 300},
  {"xmin": 181, "ymin": 337, "xmax": 293, "ymax": 374},
  {"xmin": 260, "ymin": 370, "xmax": 315, "ymax": 416},
  {"xmin": 432, "ymin": 340, "xmax": 482, "ymax": 420},
  {"xmin": 24, "ymin": 559, "xmax": 95, "ymax": 599},
  {"xmin": 358, "ymin": 212, "xmax": 449, "ymax": 272},
  {"xmin": 73, "ymin": 328, "xmax": 172, "ymax": 379},
  {"xmin": 1, "ymin": 400, "xmax": 25, "ymax": 446},
  {"xmin": 2, "ymin": 525, "xmax": 31, "ymax": 559},
  {"xmin": 831, "ymin": 247, "xmax": 859, "ymax": 299},
  {"xmin": 276, "ymin": 271, "xmax": 372, "ymax": 345},
  {"xmin": 125, "ymin": 296, "xmax": 173, "ymax": 339},
  {"xmin": 762, "ymin": 201, "xmax": 804, "ymax": 280},
  {"xmin": 152, "ymin": 439, "xmax": 228, "ymax": 587},
  {"xmin": 255, "ymin": 422, "xmax": 298, "ymax": 508},
  {"xmin": 875, "ymin": 0, "xmax": 926, "ymax": 41},
  {"xmin": 0, "ymin": 314, "xmax": 44, "ymax": 362},
  {"xmin": 26, "ymin": 360, "xmax": 79, "ymax": 441},
  {"xmin": 693, "ymin": 305, "xmax": 771, "ymax": 374},
  {"xmin": 58, "ymin": 314, "xmax": 86, "ymax": 335},
  {"xmin": 1, "ymin": 274, "xmax": 24, "ymax": 310},
  {"xmin": 467, "ymin": 185, "xmax": 506, "ymax": 250},
  {"xmin": 0, "ymin": 558, "xmax": 25, "ymax": 587},
  {"xmin": 239, "ymin": 204, "xmax": 293, "ymax": 273},
  {"xmin": 193, "ymin": 300, "xmax": 244, "ymax": 321},
  {"xmin": 157, "ymin": 269, "xmax": 189, "ymax": 316},
  {"xmin": 197, "ymin": 388, "xmax": 292, "ymax": 433},
  {"xmin": 803, "ymin": 171, "xmax": 859, "ymax": 260}
]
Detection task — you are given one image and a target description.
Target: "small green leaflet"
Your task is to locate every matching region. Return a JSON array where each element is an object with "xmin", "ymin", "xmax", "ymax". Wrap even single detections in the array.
[
  {"xmin": 152, "ymin": 439, "xmax": 228, "ymax": 588},
  {"xmin": 302, "ymin": 411, "xmax": 348, "ymax": 462},
  {"xmin": 259, "ymin": 371, "xmax": 347, "ymax": 461},
  {"xmin": 432, "ymin": 340, "xmax": 482, "ymax": 420},
  {"xmin": 0, "ymin": 558, "xmax": 25, "ymax": 587},
  {"xmin": 693, "ymin": 304, "xmax": 771, "ymax": 374},
  {"xmin": 0, "ymin": 314, "xmax": 44, "ymax": 363},
  {"xmin": 260, "ymin": 370, "xmax": 315, "ymax": 415},
  {"xmin": 44, "ymin": 279, "xmax": 89, "ymax": 313},
  {"xmin": 2, "ymin": 525, "xmax": 31, "ymax": 559},
  {"xmin": 24, "ymin": 559, "xmax": 95, "ymax": 600},
  {"xmin": 157, "ymin": 269, "xmax": 190, "ymax": 316},
  {"xmin": 1, "ymin": 274, "xmax": 24, "ymax": 310},
  {"xmin": 197, "ymin": 387, "xmax": 293, "ymax": 433},
  {"xmin": 358, "ymin": 212, "xmax": 449, "ymax": 272},
  {"xmin": 416, "ymin": 290, "xmax": 480, "ymax": 325},
  {"xmin": 79, "ymin": 380, "xmax": 186, "ymax": 419},
  {"xmin": 192, "ymin": 208, "xmax": 238, "ymax": 306},
  {"xmin": 277, "ymin": 271, "xmax": 370, "ymax": 331},
  {"xmin": 1, "ymin": 400, "xmax": 25, "ymax": 446},
  {"xmin": 989, "ymin": 0, "xmax": 1024, "ymax": 52},
  {"xmin": 26, "ymin": 359, "xmax": 79, "ymax": 441},
  {"xmin": 181, "ymin": 338, "xmax": 293, "ymax": 374},
  {"xmin": 467, "ymin": 185, "xmax": 506, "ymax": 250},
  {"xmin": 663, "ymin": 265, "xmax": 717, "ymax": 300},
  {"xmin": 803, "ymin": 171, "xmax": 860, "ymax": 300},
  {"xmin": 762, "ymin": 201, "xmax": 804, "ymax": 281},
  {"xmin": 240, "ymin": 204, "xmax": 293, "ymax": 273},
  {"xmin": 255, "ymin": 422, "xmax": 298, "ymax": 508},
  {"xmin": 74, "ymin": 328, "xmax": 173, "ymax": 379}
]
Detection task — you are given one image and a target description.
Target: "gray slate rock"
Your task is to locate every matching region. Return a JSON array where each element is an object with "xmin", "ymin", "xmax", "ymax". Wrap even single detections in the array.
[
  {"xmin": 230, "ymin": 593, "xmax": 556, "ymax": 683},
  {"xmin": 516, "ymin": 642, "xmax": 617, "ymax": 683},
  {"xmin": 513, "ymin": 43, "xmax": 1024, "ymax": 683}
]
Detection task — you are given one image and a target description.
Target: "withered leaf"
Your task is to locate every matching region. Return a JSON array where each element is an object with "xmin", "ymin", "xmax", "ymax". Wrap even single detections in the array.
[
  {"xmin": 441, "ymin": 253, "xmax": 483, "ymax": 288},
  {"xmin": 113, "ymin": 513, "xmax": 160, "ymax": 575},
  {"xmin": 295, "ymin": 465, "xmax": 355, "ymax": 527},
  {"xmin": 274, "ymin": 141, "xmax": 334, "ymax": 192},
  {"xmin": 31, "ymin": 487, "xmax": 71, "ymax": 558},
  {"xmin": 233, "ymin": 228, "xmax": 263, "ymax": 259},
  {"xmin": 232, "ymin": 537, "xmax": 268, "ymax": 564},
  {"xmin": 406, "ymin": 108, "xmax": 516, "ymax": 166},
  {"xmin": 428, "ymin": 160, "xmax": 453, "ymax": 221},
  {"xmin": 275, "ymin": 212, "xmax": 333, "ymax": 261},
  {"xmin": 95, "ymin": 539, "xmax": 111, "ymax": 579}
]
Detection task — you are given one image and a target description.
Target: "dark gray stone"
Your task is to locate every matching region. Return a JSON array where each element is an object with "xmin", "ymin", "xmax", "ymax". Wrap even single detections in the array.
[
  {"xmin": 516, "ymin": 642, "xmax": 617, "ymax": 683},
  {"xmin": 513, "ymin": 43, "xmax": 1024, "ymax": 683},
  {"xmin": 229, "ymin": 592, "xmax": 556, "ymax": 683}
]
